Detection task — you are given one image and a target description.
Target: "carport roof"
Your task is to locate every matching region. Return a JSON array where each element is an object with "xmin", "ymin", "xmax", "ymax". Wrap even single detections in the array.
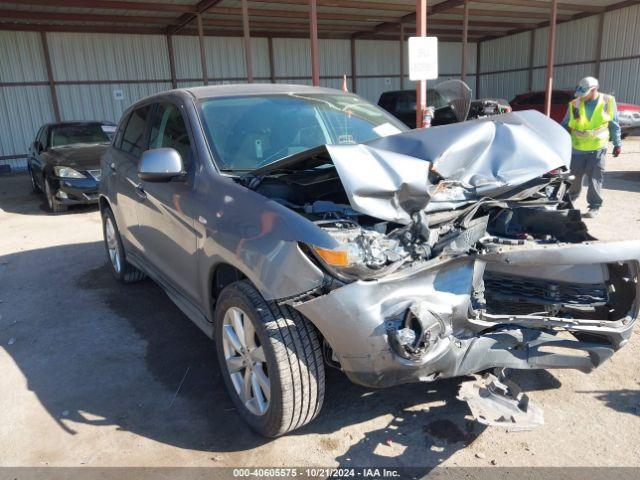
[{"xmin": 0, "ymin": 0, "xmax": 636, "ymax": 42}]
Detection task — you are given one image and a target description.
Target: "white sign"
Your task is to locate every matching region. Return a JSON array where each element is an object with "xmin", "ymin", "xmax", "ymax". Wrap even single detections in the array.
[
  {"xmin": 408, "ymin": 36, "xmax": 438, "ymax": 81},
  {"xmin": 113, "ymin": 89, "xmax": 124, "ymax": 101}
]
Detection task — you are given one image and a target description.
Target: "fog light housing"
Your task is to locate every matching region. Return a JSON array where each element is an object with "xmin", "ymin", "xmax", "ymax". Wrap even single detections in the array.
[{"xmin": 57, "ymin": 190, "xmax": 68, "ymax": 199}]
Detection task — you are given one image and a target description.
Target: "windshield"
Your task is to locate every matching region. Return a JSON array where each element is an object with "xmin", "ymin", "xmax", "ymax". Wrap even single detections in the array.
[
  {"xmin": 51, "ymin": 124, "xmax": 111, "ymax": 147},
  {"xmin": 199, "ymin": 93, "xmax": 408, "ymax": 172}
]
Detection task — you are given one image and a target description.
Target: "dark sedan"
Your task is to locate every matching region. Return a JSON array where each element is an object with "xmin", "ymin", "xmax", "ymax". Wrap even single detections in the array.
[{"xmin": 28, "ymin": 122, "xmax": 113, "ymax": 213}]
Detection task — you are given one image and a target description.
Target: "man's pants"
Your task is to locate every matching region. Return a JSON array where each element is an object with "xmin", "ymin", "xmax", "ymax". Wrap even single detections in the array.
[{"xmin": 568, "ymin": 148, "xmax": 606, "ymax": 209}]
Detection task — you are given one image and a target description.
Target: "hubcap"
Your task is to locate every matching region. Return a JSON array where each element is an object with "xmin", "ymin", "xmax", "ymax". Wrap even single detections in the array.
[
  {"xmin": 105, "ymin": 217, "xmax": 121, "ymax": 273},
  {"xmin": 222, "ymin": 307, "xmax": 270, "ymax": 416}
]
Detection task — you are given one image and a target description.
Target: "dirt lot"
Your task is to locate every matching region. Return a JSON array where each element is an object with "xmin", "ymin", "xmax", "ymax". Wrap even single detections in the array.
[{"xmin": 1, "ymin": 140, "xmax": 640, "ymax": 471}]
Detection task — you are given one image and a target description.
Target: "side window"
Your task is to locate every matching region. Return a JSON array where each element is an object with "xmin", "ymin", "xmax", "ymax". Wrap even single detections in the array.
[
  {"xmin": 148, "ymin": 102, "xmax": 194, "ymax": 171},
  {"xmin": 114, "ymin": 114, "xmax": 129, "ymax": 149},
  {"xmin": 395, "ymin": 93, "xmax": 416, "ymax": 114},
  {"xmin": 528, "ymin": 93, "xmax": 546, "ymax": 105},
  {"xmin": 42, "ymin": 127, "xmax": 51, "ymax": 149},
  {"xmin": 121, "ymin": 105, "xmax": 151, "ymax": 159},
  {"xmin": 552, "ymin": 92, "xmax": 571, "ymax": 104},
  {"xmin": 33, "ymin": 127, "xmax": 44, "ymax": 150},
  {"xmin": 378, "ymin": 93, "xmax": 394, "ymax": 112}
]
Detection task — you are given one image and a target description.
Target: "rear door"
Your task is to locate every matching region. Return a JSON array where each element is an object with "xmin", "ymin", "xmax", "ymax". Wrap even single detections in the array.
[
  {"xmin": 136, "ymin": 100, "xmax": 199, "ymax": 302},
  {"xmin": 112, "ymin": 104, "xmax": 152, "ymax": 251}
]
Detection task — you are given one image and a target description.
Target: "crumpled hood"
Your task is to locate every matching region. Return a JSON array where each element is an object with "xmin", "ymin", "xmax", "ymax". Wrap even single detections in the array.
[
  {"xmin": 327, "ymin": 110, "xmax": 571, "ymax": 223},
  {"xmin": 253, "ymin": 110, "xmax": 571, "ymax": 225}
]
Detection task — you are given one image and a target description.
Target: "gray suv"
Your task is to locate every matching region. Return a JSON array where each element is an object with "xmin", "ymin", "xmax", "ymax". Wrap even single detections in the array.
[{"xmin": 100, "ymin": 84, "xmax": 640, "ymax": 437}]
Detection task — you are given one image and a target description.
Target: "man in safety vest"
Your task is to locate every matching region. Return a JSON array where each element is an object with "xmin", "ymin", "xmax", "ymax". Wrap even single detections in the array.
[{"xmin": 561, "ymin": 76, "xmax": 622, "ymax": 218}]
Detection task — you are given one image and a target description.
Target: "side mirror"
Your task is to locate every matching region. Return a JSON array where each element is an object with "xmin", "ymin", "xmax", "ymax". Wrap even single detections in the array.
[
  {"xmin": 34, "ymin": 141, "xmax": 43, "ymax": 153},
  {"xmin": 138, "ymin": 148, "xmax": 185, "ymax": 183}
]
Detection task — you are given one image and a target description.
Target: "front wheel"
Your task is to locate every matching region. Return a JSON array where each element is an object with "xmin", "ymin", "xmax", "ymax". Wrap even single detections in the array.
[
  {"xmin": 44, "ymin": 178, "xmax": 67, "ymax": 213},
  {"xmin": 29, "ymin": 166, "xmax": 41, "ymax": 193},
  {"xmin": 101, "ymin": 207, "xmax": 146, "ymax": 283},
  {"xmin": 215, "ymin": 280, "xmax": 325, "ymax": 437}
]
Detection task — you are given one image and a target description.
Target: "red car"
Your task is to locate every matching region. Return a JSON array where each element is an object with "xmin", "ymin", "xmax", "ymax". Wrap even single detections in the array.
[{"xmin": 510, "ymin": 90, "xmax": 640, "ymax": 137}]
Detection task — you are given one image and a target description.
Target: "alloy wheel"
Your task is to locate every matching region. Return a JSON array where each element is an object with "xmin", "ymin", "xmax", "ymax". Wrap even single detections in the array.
[
  {"xmin": 105, "ymin": 217, "xmax": 122, "ymax": 274},
  {"xmin": 222, "ymin": 306, "xmax": 270, "ymax": 416}
]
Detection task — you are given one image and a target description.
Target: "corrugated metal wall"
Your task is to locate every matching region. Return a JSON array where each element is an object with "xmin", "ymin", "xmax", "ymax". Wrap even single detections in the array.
[
  {"xmin": 0, "ymin": 31, "xmax": 54, "ymax": 170},
  {"xmin": 1, "ymin": 30, "xmax": 478, "ymax": 170},
  {"xmin": 478, "ymin": 3, "xmax": 640, "ymax": 104}
]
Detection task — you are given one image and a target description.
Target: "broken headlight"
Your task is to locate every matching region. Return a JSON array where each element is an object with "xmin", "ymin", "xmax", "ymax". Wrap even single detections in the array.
[{"xmin": 308, "ymin": 221, "xmax": 409, "ymax": 280}]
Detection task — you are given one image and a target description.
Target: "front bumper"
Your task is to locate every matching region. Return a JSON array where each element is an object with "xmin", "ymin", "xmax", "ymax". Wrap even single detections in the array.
[
  {"xmin": 293, "ymin": 241, "xmax": 640, "ymax": 388},
  {"xmin": 51, "ymin": 176, "xmax": 100, "ymax": 205}
]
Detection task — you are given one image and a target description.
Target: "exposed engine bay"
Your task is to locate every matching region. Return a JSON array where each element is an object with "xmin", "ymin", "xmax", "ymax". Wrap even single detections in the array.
[{"xmin": 237, "ymin": 110, "xmax": 640, "ymax": 429}]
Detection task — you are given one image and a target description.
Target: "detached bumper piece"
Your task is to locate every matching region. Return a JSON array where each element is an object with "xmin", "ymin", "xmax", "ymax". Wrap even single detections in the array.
[{"xmin": 458, "ymin": 370, "xmax": 544, "ymax": 431}]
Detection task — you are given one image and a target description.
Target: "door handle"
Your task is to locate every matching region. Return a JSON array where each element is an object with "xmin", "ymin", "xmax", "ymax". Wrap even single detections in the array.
[{"xmin": 135, "ymin": 183, "xmax": 147, "ymax": 200}]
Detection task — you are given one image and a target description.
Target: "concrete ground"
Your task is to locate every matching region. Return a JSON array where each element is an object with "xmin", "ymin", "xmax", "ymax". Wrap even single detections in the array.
[{"xmin": 1, "ymin": 140, "xmax": 640, "ymax": 471}]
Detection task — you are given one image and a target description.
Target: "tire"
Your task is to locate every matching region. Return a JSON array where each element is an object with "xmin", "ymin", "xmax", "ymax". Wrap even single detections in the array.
[
  {"xmin": 102, "ymin": 207, "xmax": 146, "ymax": 283},
  {"xmin": 215, "ymin": 280, "xmax": 325, "ymax": 437},
  {"xmin": 29, "ymin": 166, "xmax": 41, "ymax": 193},
  {"xmin": 44, "ymin": 177, "xmax": 67, "ymax": 214}
]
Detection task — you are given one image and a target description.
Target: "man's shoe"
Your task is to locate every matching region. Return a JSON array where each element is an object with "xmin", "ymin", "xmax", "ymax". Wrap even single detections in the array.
[{"xmin": 584, "ymin": 208, "xmax": 600, "ymax": 219}]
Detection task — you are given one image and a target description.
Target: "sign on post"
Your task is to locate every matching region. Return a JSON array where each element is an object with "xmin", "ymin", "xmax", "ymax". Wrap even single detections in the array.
[{"xmin": 408, "ymin": 37, "xmax": 439, "ymax": 81}]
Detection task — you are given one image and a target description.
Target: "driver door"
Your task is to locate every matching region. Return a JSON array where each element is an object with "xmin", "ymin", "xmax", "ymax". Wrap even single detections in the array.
[{"xmin": 135, "ymin": 101, "xmax": 199, "ymax": 303}]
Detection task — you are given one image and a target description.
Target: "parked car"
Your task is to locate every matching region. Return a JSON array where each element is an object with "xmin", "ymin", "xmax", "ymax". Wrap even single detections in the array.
[
  {"xmin": 618, "ymin": 103, "xmax": 640, "ymax": 138},
  {"xmin": 378, "ymin": 80, "xmax": 472, "ymax": 128},
  {"xmin": 28, "ymin": 121, "xmax": 114, "ymax": 213},
  {"xmin": 100, "ymin": 84, "xmax": 640, "ymax": 437},
  {"xmin": 510, "ymin": 89, "xmax": 640, "ymax": 137},
  {"xmin": 510, "ymin": 90, "xmax": 572, "ymax": 123}
]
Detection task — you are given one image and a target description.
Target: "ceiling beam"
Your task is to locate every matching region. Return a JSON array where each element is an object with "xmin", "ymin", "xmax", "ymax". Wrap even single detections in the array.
[
  {"xmin": 207, "ymin": 6, "xmax": 399, "ymax": 23},
  {"xmin": 376, "ymin": 18, "xmax": 540, "ymax": 31},
  {"xmin": 445, "ymin": 7, "xmax": 571, "ymax": 20},
  {"xmin": 0, "ymin": 9, "xmax": 174, "ymax": 25},
  {"xmin": 201, "ymin": 19, "xmax": 358, "ymax": 31},
  {"xmin": 353, "ymin": 0, "xmax": 467, "ymax": 38},
  {"xmin": 167, "ymin": 0, "xmax": 225, "ymax": 36},
  {"xmin": 479, "ymin": 0, "xmax": 640, "ymax": 42},
  {"xmin": 0, "ymin": 22, "xmax": 479, "ymax": 43},
  {"xmin": 0, "ymin": 0, "xmax": 195, "ymax": 13},
  {"xmin": 0, "ymin": 23, "xmax": 165, "ymax": 35},
  {"xmin": 471, "ymin": 0, "xmax": 604, "ymax": 13},
  {"xmin": 246, "ymin": 0, "xmax": 414, "ymax": 13}
]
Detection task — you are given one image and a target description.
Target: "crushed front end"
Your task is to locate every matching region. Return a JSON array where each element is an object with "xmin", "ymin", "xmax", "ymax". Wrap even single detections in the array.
[
  {"xmin": 245, "ymin": 111, "xmax": 640, "ymax": 392},
  {"xmin": 292, "ymin": 235, "xmax": 640, "ymax": 388}
]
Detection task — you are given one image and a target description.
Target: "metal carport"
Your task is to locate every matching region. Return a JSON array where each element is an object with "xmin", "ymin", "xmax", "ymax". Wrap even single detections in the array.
[{"xmin": 0, "ymin": 0, "xmax": 638, "ymax": 169}]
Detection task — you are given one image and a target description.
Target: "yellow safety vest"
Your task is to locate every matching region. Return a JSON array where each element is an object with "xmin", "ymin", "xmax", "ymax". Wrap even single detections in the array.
[{"xmin": 567, "ymin": 94, "xmax": 615, "ymax": 151}]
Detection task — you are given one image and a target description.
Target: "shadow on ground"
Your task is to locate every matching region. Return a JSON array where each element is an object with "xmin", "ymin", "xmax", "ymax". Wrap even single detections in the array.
[
  {"xmin": 604, "ymin": 170, "xmax": 640, "ymax": 193},
  {"xmin": 0, "ymin": 173, "xmax": 97, "ymax": 216},
  {"xmin": 0, "ymin": 240, "xmax": 562, "ymax": 468},
  {"xmin": 578, "ymin": 385, "xmax": 640, "ymax": 417}
]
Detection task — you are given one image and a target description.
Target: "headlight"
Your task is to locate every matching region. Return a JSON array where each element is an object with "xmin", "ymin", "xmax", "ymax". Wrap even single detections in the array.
[
  {"xmin": 307, "ymin": 222, "xmax": 408, "ymax": 280},
  {"xmin": 54, "ymin": 166, "xmax": 85, "ymax": 178}
]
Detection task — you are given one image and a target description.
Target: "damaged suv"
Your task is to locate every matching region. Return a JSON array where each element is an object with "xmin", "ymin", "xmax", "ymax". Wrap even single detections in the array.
[{"xmin": 100, "ymin": 84, "xmax": 640, "ymax": 437}]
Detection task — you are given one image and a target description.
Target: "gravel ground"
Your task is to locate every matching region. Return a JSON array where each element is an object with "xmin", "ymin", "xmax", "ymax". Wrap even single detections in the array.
[{"xmin": 1, "ymin": 140, "xmax": 639, "ymax": 471}]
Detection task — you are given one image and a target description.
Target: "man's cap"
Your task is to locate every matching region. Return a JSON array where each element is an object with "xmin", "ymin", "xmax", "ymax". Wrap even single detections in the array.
[{"xmin": 575, "ymin": 76, "xmax": 599, "ymax": 98}]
